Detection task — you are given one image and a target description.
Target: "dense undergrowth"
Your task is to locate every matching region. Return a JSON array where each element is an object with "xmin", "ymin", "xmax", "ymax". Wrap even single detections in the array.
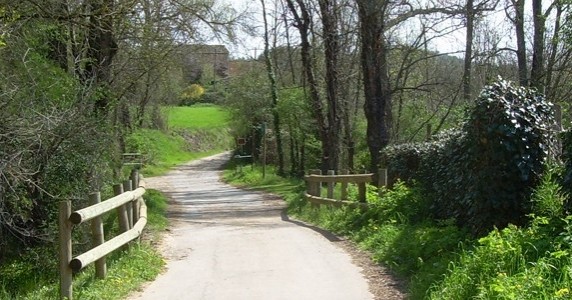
[{"xmin": 224, "ymin": 162, "xmax": 572, "ymax": 299}]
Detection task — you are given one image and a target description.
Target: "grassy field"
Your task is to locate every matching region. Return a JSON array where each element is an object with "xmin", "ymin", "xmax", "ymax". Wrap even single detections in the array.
[
  {"xmin": 164, "ymin": 104, "xmax": 230, "ymax": 129},
  {"xmin": 128, "ymin": 105, "xmax": 232, "ymax": 176}
]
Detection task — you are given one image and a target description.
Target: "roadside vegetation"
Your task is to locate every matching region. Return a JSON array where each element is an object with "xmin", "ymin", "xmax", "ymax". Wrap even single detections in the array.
[
  {"xmin": 224, "ymin": 162, "xmax": 572, "ymax": 299},
  {"xmin": 126, "ymin": 105, "xmax": 232, "ymax": 176},
  {"xmin": 2, "ymin": 0, "xmax": 571, "ymax": 299},
  {"xmin": 224, "ymin": 80, "xmax": 572, "ymax": 299},
  {"xmin": 0, "ymin": 105, "xmax": 230, "ymax": 299}
]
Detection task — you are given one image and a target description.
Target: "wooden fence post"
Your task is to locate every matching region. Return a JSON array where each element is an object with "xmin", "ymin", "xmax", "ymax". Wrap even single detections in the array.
[
  {"xmin": 123, "ymin": 180, "xmax": 133, "ymax": 229},
  {"xmin": 308, "ymin": 169, "xmax": 321, "ymax": 208},
  {"xmin": 340, "ymin": 170, "xmax": 349, "ymax": 200},
  {"xmin": 59, "ymin": 201, "xmax": 72, "ymax": 300},
  {"xmin": 358, "ymin": 182, "xmax": 366, "ymax": 203},
  {"xmin": 89, "ymin": 192, "xmax": 106, "ymax": 279},
  {"xmin": 378, "ymin": 168, "xmax": 388, "ymax": 197},
  {"xmin": 113, "ymin": 184, "xmax": 130, "ymax": 233},
  {"xmin": 327, "ymin": 170, "xmax": 335, "ymax": 199},
  {"xmin": 130, "ymin": 169, "xmax": 140, "ymax": 223}
]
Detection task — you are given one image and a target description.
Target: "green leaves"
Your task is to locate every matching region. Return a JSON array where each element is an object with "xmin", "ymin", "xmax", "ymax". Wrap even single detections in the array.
[{"xmin": 382, "ymin": 78, "xmax": 556, "ymax": 234}]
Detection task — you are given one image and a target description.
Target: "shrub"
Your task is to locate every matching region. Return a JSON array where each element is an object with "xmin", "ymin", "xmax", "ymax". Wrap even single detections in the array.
[{"xmin": 382, "ymin": 78, "xmax": 556, "ymax": 234}]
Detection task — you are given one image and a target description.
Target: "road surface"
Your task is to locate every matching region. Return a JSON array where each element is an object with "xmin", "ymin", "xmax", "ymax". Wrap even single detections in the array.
[{"xmin": 128, "ymin": 152, "xmax": 375, "ymax": 300}]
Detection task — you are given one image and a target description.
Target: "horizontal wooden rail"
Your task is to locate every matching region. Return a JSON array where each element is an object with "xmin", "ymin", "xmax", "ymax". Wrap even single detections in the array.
[
  {"xmin": 69, "ymin": 188, "xmax": 144, "ymax": 225},
  {"xmin": 70, "ymin": 200, "xmax": 147, "ymax": 272},
  {"xmin": 305, "ymin": 173, "xmax": 373, "ymax": 183}
]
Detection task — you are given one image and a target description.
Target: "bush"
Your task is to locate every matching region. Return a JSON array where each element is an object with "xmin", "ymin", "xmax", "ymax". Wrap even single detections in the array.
[{"xmin": 382, "ymin": 78, "xmax": 556, "ymax": 234}]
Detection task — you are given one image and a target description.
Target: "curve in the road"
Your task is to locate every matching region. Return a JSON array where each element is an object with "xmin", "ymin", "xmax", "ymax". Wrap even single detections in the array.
[{"xmin": 128, "ymin": 152, "xmax": 374, "ymax": 300}]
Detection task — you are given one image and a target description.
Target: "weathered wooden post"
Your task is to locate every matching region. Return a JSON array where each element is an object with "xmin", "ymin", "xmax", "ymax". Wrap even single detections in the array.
[
  {"xmin": 378, "ymin": 168, "xmax": 388, "ymax": 197},
  {"xmin": 358, "ymin": 182, "xmax": 366, "ymax": 203},
  {"xmin": 308, "ymin": 169, "xmax": 321, "ymax": 208},
  {"xmin": 113, "ymin": 184, "xmax": 130, "ymax": 234},
  {"xmin": 123, "ymin": 180, "xmax": 133, "ymax": 229},
  {"xmin": 340, "ymin": 170, "xmax": 349, "ymax": 200},
  {"xmin": 130, "ymin": 169, "xmax": 140, "ymax": 223},
  {"xmin": 89, "ymin": 192, "xmax": 106, "ymax": 279},
  {"xmin": 59, "ymin": 201, "xmax": 72, "ymax": 300},
  {"xmin": 327, "ymin": 170, "xmax": 335, "ymax": 199},
  {"xmin": 358, "ymin": 170, "xmax": 367, "ymax": 203}
]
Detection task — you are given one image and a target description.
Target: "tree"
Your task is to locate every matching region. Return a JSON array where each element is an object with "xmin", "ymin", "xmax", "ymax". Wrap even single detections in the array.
[
  {"xmin": 285, "ymin": 0, "xmax": 340, "ymax": 171},
  {"xmin": 356, "ymin": 0, "xmax": 392, "ymax": 173},
  {"xmin": 260, "ymin": 0, "xmax": 285, "ymax": 175}
]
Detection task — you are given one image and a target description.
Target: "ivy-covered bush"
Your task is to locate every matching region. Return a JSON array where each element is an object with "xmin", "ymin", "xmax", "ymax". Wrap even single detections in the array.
[
  {"xmin": 382, "ymin": 78, "xmax": 556, "ymax": 234},
  {"xmin": 560, "ymin": 130, "xmax": 572, "ymax": 213}
]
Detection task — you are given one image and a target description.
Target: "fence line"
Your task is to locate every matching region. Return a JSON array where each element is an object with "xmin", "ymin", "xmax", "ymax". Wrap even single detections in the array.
[
  {"xmin": 59, "ymin": 169, "xmax": 147, "ymax": 300},
  {"xmin": 304, "ymin": 169, "xmax": 388, "ymax": 208}
]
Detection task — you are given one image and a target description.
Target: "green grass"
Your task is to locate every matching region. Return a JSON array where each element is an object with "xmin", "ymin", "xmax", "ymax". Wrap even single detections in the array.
[
  {"xmin": 222, "ymin": 162, "xmax": 305, "ymax": 199},
  {"xmin": 164, "ymin": 105, "xmax": 230, "ymax": 129},
  {"xmin": 128, "ymin": 105, "xmax": 232, "ymax": 176}
]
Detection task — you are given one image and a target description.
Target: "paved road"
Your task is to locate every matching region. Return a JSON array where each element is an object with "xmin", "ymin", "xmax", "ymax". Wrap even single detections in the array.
[{"xmin": 128, "ymin": 152, "xmax": 374, "ymax": 300}]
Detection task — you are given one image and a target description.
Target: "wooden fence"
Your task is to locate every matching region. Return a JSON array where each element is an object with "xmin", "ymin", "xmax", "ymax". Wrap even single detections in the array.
[
  {"xmin": 304, "ymin": 169, "xmax": 387, "ymax": 208},
  {"xmin": 58, "ymin": 169, "xmax": 147, "ymax": 300}
]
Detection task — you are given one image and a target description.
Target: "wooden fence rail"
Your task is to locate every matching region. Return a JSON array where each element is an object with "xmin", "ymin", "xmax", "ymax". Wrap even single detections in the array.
[
  {"xmin": 59, "ymin": 169, "xmax": 147, "ymax": 300},
  {"xmin": 304, "ymin": 169, "xmax": 388, "ymax": 208}
]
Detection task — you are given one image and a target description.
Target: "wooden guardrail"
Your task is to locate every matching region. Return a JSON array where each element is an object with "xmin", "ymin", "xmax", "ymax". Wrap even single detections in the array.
[
  {"xmin": 304, "ymin": 169, "xmax": 387, "ymax": 208},
  {"xmin": 58, "ymin": 169, "xmax": 147, "ymax": 300}
]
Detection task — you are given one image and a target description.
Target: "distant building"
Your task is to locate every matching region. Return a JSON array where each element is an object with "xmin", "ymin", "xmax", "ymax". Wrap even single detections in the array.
[{"xmin": 179, "ymin": 44, "xmax": 229, "ymax": 84}]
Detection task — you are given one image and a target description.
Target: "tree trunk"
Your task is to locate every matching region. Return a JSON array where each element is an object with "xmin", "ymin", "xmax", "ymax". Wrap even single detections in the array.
[
  {"xmin": 463, "ymin": 0, "xmax": 475, "ymax": 102},
  {"xmin": 545, "ymin": 3, "xmax": 563, "ymax": 101},
  {"xmin": 512, "ymin": 0, "xmax": 528, "ymax": 86},
  {"xmin": 85, "ymin": 0, "xmax": 118, "ymax": 115},
  {"xmin": 261, "ymin": 0, "xmax": 285, "ymax": 175},
  {"xmin": 357, "ymin": 0, "xmax": 392, "ymax": 174},
  {"xmin": 530, "ymin": 0, "xmax": 545, "ymax": 90},
  {"xmin": 285, "ymin": 0, "xmax": 331, "ymax": 171},
  {"xmin": 318, "ymin": 0, "xmax": 342, "ymax": 171}
]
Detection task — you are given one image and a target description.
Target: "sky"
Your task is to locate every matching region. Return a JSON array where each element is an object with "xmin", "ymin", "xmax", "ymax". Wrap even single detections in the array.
[{"xmin": 221, "ymin": 0, "xmax": 468, "ymax": 59}]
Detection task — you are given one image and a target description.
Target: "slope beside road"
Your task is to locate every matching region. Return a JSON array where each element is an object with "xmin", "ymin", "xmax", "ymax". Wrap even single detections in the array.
[{"xmin": 128, "ymin": 152, "xmax": 404, "ymax": 300}]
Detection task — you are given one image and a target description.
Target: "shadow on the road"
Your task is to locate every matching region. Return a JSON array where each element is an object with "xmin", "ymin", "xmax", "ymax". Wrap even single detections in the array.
[
  {"xmin": 169, "ymin": 206, "xmax": 285, "ymax": 221},
  {"xmin": 280, "ymin": 210, "xmax": 342, "ymax": 242}
]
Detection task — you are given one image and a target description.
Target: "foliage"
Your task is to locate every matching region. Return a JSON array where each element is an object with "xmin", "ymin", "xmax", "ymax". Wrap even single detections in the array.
[
  {"xmin": 0, "ymin": 187, "xmax": 169, "ymax": 299},
  {"xmin": 126, "ymin": 105, "xmax": 232, "ymax": 176},
  {"xmin": 428, "ymin": 168, "xmax": 572, "ymax": 299},
  {"xmin": 222, "ymin": 162, "xmax": 305, "ymax": 200},
  {"xmin": 560, "ymin": 130, "xmax": 572, "ymax": 212},
  {"xmin": 0, "ymin": 33, "xmax": 117, "ymax": 256},
  {"xmin": 223, "ymin": 66, "xmax": 272, "ymax": 136},
  {"xmin": 382, "ymin": 78, "xmax": 556, "ymax": 233},
  {"xmin": 180, "ymin": 84, "xmax": 205, "ymax": 105}
]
